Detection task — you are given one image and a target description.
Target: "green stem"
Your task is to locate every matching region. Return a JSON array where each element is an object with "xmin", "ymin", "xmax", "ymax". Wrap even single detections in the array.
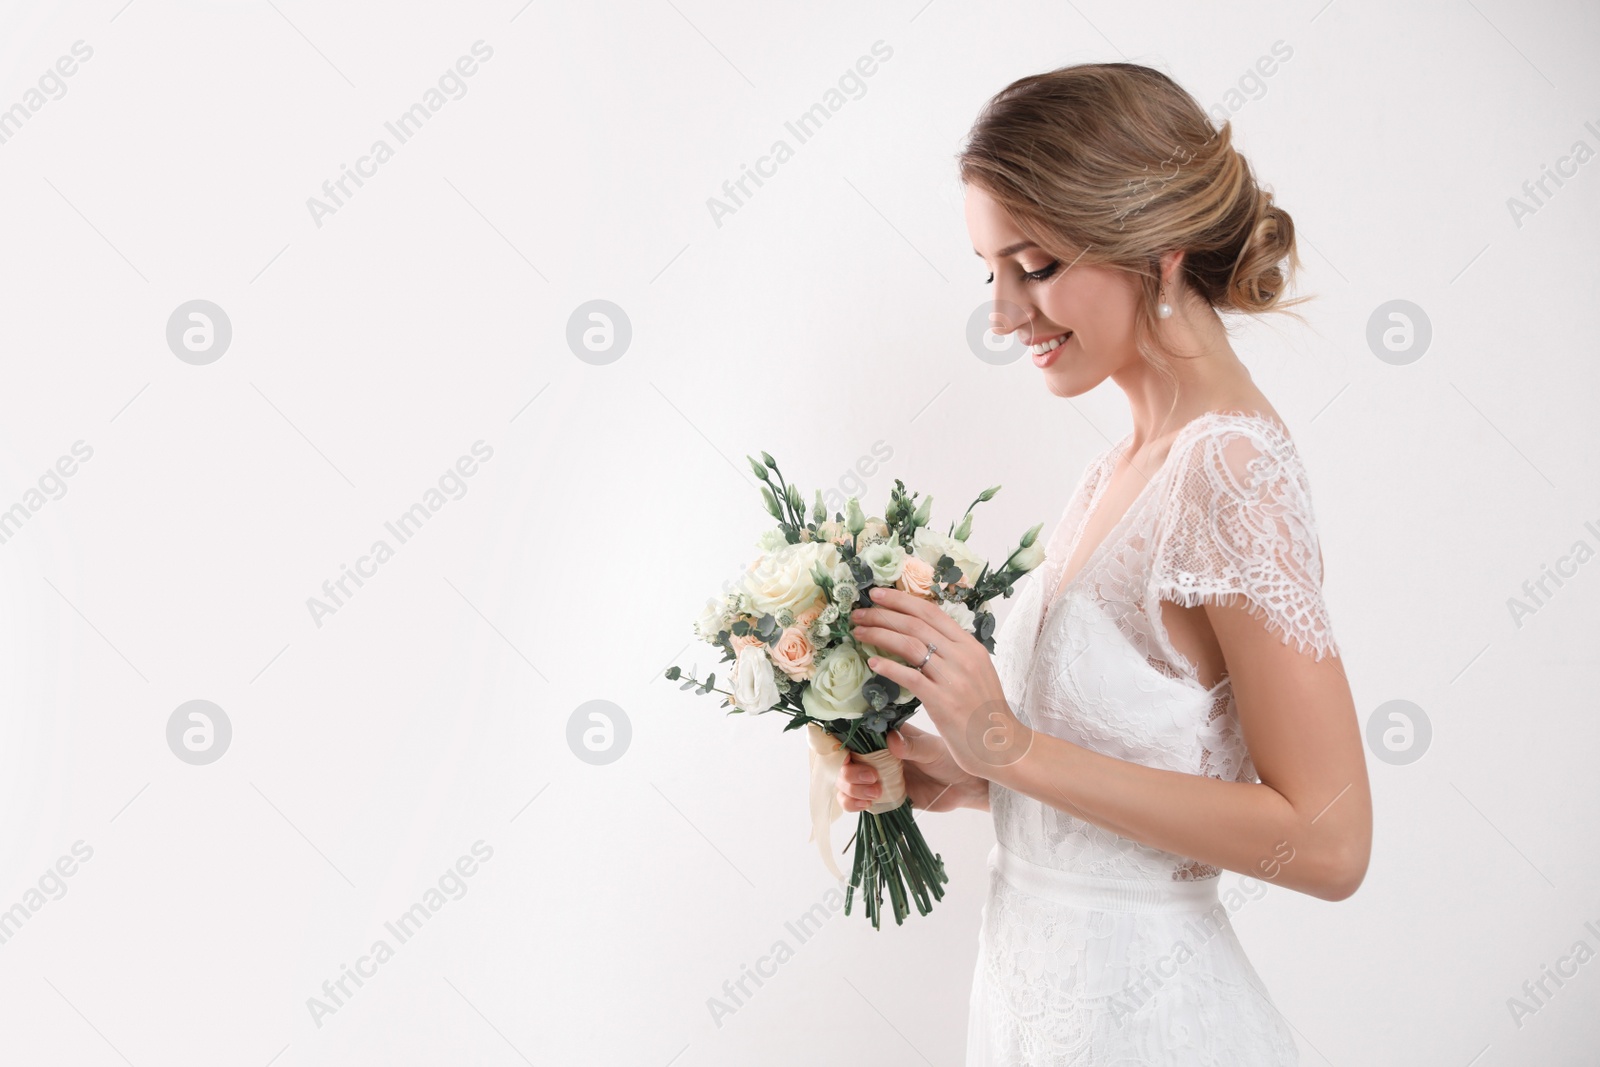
[{"xmin": 838, "ymin": 786, "xmax": 948, "ymax": 929}]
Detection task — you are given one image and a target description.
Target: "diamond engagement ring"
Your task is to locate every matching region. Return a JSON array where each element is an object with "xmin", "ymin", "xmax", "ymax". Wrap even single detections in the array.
[{"xmin": 917, "ymin": 643, "xmax": 937, "ymax": 671}]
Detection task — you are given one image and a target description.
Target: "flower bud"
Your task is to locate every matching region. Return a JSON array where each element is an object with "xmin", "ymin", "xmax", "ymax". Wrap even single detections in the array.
[
  {"xmin": 1007, "ymin": 524, "xmax": 1047, "ymax": 572},
  {"xmin": 845, "ymin": 497, "xmax": 866, "ymax": 536}
]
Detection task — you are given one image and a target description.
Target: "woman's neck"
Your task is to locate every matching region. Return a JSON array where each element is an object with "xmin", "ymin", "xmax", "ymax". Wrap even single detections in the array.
[{"xmin": 1111, "ymin": 305, "xmax": 1264, "ymax": 455}]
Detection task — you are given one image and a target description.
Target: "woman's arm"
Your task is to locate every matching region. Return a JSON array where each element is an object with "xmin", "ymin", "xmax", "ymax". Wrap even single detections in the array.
[{"xmin": 990, "ymin": 597, "xmax": 1372, "ymax": 901}]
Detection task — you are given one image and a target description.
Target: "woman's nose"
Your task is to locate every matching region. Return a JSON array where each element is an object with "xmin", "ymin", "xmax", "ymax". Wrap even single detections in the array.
[{"xmin": 987, "ymin": 296, "xmax": 1031, "ymax": 338}]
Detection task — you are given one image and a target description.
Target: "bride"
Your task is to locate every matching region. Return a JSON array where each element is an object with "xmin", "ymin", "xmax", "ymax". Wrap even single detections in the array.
[{"xmin": 837, "ymin": 62, "xmax": 1372, "ymax": 1064}]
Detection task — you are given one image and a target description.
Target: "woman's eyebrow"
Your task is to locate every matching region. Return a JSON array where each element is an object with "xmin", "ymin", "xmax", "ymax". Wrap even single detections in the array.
[{"xmin": 974, "ymin": 240, "xmax": 1038, "ymax": 259}]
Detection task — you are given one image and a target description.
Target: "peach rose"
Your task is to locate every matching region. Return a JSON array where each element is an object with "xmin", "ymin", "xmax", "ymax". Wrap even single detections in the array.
[
  {"xmin": 817, "ymin": 520, "xmax": 853, "ymax": 546},
  {"xmin": 729, "ymin": 631, "xmax": 765, "ymax": 654},
  {"xmin": 795, "ymin": 605, "xmax": 823, "ymax": 628},
  {"xmin": 770, "ymin": 625, "xmax": 818, "ymax": 680},
  {"xmin": 895, "ymin": 555, "xmax": 936, "ymax": 599}
]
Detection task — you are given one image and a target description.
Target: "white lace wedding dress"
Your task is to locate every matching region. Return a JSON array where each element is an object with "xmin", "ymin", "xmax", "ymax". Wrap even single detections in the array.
[{"xmin": 965, "ymin": 409, "xmax": 1341, "ymax": 1065}]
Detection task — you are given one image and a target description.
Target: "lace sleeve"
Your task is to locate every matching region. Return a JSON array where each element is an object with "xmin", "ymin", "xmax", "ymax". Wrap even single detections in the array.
[{"xmin": 1149, "ymin": 422, "xmax": 1341, "ymax": 662}]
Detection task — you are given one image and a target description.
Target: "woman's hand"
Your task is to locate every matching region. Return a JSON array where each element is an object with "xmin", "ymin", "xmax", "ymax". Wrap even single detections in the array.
[
  {"xmin": 849, "ymin": 586, "xmax": 1035, "ymax": 780},
  {"xmin": 835, "ymin": 720, "xmax": 988, "ymax": 813}
]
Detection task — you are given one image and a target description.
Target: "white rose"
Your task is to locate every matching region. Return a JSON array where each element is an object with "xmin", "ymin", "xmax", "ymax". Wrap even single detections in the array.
[
  {"xmin": 939, "ymin": 599, "xmax": 977, "ymax": 634},
  {"xmin": 913, "ymin": 528, "xmax": 988, "ymax": 585},
  {"xmin": 740, "ymin": 541, "xmax": 841, "ymax": 619},
  {"xmin": 694, "ymin": 596, "xmax": 732, "ymax": 641},
  {"xmin": 730, "ymin": 644, "xmax": 780, "ymax": 714},
  {"xmin": 801, "ymin": 643, "xmax": 872, "ymax": 721}
]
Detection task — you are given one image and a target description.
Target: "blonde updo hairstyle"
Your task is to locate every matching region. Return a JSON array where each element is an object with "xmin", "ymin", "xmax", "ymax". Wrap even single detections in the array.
[{"xmin": 957, "ymin": 62, "xmax": 1307, "ymax": 387}]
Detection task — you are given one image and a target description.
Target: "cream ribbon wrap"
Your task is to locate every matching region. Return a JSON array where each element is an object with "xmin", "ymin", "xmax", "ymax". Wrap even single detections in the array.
[{"xmin": 806, "ymin": 722, "xmax": 908, "ymax": 880}]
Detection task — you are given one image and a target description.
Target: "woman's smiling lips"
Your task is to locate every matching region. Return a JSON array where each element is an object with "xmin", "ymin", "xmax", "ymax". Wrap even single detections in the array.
[{"xmin": 1028, "ymin": 330, "xmax": 1072, "ymax": 367}]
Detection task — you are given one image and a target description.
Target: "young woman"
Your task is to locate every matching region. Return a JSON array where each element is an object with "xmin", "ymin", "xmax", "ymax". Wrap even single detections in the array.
[{"xmin": 837, "ymin": 63, "xmax": 1372, "ymax": 1064}]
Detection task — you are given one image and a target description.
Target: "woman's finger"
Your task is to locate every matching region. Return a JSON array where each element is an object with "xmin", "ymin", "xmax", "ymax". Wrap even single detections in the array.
[
  {"xmin": 838, "ymin": 783, "xmax": 879, "ymax": 811},
  {"xmin": 838, "ymin": 754, "xmax": 880, "ymax": 785},
  {"xmin": 835, "ymin": 764, "xmax": 879, "ymax": 797},
  {"xmin": 888, "ymin": 724, "xmax": 939, "ymax": 763},
  {"xmin": 855, "ymin": 626, "xmax": 950, "ymax": 685},
  {"xmin": 864, "ymin": 586, "xmax": 969, "ymax": 645},
  {"xmin": 860, "ymin": 650, "xmax": 933, "ymax": 702},
  {"xmin": 851, "ymin": 611, "xmax": 946, "ymax": 657},
  {"xmin": 851, "ymin": 625, "xmax": 946, "ymax": 680},
  {"xmin": 837, "ymin": 775, "xmax": 878, "ymax": 798}
]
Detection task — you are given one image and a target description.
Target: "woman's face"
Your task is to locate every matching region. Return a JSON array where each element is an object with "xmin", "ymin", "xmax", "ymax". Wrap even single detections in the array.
[{"xmin": 965, "ymin": 182, "xmax": 1144, "ymax": 398}]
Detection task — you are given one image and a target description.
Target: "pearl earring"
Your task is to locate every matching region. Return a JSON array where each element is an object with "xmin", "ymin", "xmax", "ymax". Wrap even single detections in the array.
[{"xmin": 1157, "ymin": 288, "xmax": 1172, "ymax": 319}]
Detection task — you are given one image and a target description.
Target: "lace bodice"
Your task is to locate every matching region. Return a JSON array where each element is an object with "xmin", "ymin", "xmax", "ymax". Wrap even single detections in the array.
[{"xmin": 988, "ymin": 409, "xmax": 1341, "ymax": 883}]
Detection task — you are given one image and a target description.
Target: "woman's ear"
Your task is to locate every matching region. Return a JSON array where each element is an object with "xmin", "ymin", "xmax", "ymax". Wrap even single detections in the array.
[{"xmin": 1158, "ymin": 248, "xmax": 1186, "ymax": 288}]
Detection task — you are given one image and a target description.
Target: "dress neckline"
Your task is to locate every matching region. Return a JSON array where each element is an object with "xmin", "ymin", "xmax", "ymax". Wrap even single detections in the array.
[{"xmin": 1036, "ymin": 408, "xmax": 1292, "ymax": 630}]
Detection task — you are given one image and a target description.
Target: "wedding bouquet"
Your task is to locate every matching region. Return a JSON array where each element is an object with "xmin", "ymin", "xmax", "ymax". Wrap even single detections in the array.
[{"xmin": 665, "ymin": 452, "xmax": 1044, "ymax": 929}]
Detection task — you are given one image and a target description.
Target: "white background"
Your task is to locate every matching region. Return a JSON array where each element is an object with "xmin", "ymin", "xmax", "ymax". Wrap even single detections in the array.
[{"xmin": 0, "ymin": 0, "xmax": 1596, "ymax": 1063}]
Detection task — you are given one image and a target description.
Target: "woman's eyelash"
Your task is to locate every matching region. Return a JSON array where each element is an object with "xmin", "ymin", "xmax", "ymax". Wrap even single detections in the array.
[{"xmin": 983, "ymin": 261, "xmax": 1061, "ymax": 285}]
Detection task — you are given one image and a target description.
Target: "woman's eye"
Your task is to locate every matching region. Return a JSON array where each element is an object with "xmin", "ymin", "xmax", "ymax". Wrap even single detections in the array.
[{"xmin": 982, "ymin": 261, "xmax": 1060, "ymax": 285}]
